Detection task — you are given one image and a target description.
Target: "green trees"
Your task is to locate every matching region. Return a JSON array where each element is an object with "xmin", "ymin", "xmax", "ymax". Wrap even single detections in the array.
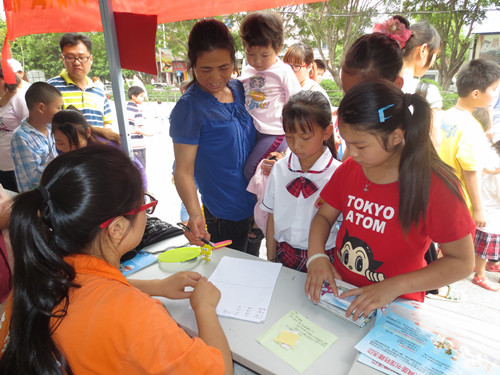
[
  {"xmin": 404, "ymin": 0, "xmax": 496, "ymax": 90},
  {"xmin": 291, "ymin": 0, "xmax": 389, "ymax": 88},
  {"xmin": 0, "ymin": 2, "xmax": 496, "ymax": 89}
]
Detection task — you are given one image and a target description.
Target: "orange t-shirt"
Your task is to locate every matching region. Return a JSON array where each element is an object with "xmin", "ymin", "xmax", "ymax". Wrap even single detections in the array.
[{"xmin": 0, "ymin": 254, "xmax": 224, "ymax": 374}]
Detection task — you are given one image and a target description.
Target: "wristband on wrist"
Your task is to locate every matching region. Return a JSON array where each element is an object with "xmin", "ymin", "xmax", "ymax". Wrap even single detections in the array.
[{"xmin": 306, "ymin": 253, "xmax": 330, "ymax": 269}]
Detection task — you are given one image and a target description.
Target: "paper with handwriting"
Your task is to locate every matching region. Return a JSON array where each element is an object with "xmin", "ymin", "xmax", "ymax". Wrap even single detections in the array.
[{"xmin": 208, "ymin": 256, "xmax": 282, "ymax": 322}]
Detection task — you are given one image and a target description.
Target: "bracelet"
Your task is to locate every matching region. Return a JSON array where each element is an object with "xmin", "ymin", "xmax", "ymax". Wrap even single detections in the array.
[{"xmin": 306, "ymin": 253, "xmax": 330, "ymax": 269}]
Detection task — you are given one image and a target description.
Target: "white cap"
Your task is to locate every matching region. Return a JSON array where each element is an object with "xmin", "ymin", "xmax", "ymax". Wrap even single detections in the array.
[{"xmin": 8, "ymin": 59, "xmax": 23, "ymax": 73}]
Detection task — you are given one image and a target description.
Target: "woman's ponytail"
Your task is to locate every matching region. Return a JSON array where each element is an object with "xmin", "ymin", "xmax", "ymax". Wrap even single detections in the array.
[
  {"xmin": 0, "ymin": 145, "xmax": 144, "ymax": 375},
  {"xmin": 1, "ymin": 188, "xmax": 75, "ymax": 375}
]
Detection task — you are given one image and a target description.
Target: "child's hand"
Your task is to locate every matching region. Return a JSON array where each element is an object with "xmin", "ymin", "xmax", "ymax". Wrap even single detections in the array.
[
  {"xmin": 305, "ymin": 257, "xmax": 341, "ymax": 303},
  {"xmin": 159, "ymin": 271, "xmax": 202, "ymax": 299},
  {"xmin": 261, "ymin": 152, "xmax": 284, "ymax": 176},
  {"xmin": 472, "ymin": 209, "xmax": 486, "ymax": 228},
  {"xmin": 190, "ymin": 277, "xmax": 221, "ymax": 312},
  {"xmin": 340, "ymin": 282, "xmax": 397, "ymax": 320}
]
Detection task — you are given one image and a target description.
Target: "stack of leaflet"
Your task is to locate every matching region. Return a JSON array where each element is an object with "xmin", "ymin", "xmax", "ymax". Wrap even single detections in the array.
[
  {"xmin": 316, "ymin": 280, "xmax": 375, "ymax": 328},
  {"xmin": 354, "ymin": 300, "xmax": 500, "ymax": 375}
]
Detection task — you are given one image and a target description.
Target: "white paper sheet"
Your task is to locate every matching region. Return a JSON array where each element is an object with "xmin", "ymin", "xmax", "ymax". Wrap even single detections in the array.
[{"xmin": 208, "ymin": 256, "xmax": 282, "ymax": 322}]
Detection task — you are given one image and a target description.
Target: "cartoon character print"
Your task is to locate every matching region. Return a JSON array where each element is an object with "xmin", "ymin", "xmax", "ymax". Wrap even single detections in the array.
[
  {"xmin": 247, "ymin": 74, "xmax": 269, "ymax": 110},
  {"xmin": 0, "ymin": 119, "xmax": 11, "ymax": 135},
  {"xmin": 337, "ymin": 230, "xmax": 385, "ymax": 282}
]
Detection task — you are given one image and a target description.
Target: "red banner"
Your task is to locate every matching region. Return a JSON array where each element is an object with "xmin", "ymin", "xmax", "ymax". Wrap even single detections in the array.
[{"xmin": 4, "ymin": 0, "xmax": 324, "ymax": 40}]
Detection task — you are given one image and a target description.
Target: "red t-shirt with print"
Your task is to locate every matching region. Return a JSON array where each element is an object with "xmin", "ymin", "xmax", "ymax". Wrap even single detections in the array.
[{"xmin": 321, "ymin": 158, "xmax": 475, "ymax": 302}]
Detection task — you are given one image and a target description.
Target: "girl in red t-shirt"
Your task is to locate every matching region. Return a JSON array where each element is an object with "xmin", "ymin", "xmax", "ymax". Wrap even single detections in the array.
[{"xmin": 306, "ymin": 81, "xmax": 475, "ymax": 320}]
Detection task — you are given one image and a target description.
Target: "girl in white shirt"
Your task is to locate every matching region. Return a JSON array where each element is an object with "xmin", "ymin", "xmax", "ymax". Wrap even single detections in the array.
[{"xmin": 261, "ymin": 90, "xmax": 340, "ymax": 271}]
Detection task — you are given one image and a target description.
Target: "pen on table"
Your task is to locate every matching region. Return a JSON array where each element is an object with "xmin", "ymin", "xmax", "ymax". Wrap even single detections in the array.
[{"xmin": 177, "ymin": 222, "xmax": 214, "ymax": 246}]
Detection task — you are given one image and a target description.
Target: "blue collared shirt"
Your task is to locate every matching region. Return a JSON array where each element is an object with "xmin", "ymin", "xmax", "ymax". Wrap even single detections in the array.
[{"xmin": 11, "ymin": 119, "xmax": 58, "ymax": 192}]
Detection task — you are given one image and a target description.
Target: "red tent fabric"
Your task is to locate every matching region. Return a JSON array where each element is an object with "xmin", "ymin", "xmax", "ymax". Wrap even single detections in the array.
[{"xmin": 4, "ymin": 0, "xmax": 322, "ymax": 40}]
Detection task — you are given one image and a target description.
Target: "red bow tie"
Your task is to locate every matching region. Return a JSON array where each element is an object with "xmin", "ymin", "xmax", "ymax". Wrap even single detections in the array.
[{"xmin": 286, "ymin": 177, "xmax": 318, "ymax": 198}]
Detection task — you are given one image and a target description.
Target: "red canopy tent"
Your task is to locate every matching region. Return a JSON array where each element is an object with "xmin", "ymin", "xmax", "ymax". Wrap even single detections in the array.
[
  {"xmin": 4, "ymin": 0, "xmax": 322, "ymax": 39},
  {"xmin": 2, "ymin": 0, "xmax": 324, "ymax": 152}
]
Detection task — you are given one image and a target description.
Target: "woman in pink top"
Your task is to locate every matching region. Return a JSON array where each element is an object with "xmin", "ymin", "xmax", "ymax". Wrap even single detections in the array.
[{"xmin": 0, "ymin": 63, "xmax": 30, "ymax": 192}]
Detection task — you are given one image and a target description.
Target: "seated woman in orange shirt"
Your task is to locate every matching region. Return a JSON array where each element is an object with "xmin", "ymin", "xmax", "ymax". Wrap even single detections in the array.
[{"xmin": 0, "ymin": 145, "xmax": 232, "ymax": 375}]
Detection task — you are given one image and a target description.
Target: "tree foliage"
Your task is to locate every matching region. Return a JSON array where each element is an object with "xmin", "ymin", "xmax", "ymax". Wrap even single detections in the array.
[
  {"xmin": 0, "ymin": 2, "xmax": 496, "ymax": 90},
  {"xmin": 404, "ymin": 0, "xmax": 495, "ymax": 90},
  {"xmin": 290, "ymin": 0, "xmax": 392, "ymax": 88}
]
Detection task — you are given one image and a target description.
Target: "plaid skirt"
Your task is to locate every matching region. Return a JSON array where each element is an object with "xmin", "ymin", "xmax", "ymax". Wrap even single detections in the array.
[
  {"xmin": 474, "ymin": 229, "xmax": 500, "ymax": 260},
  {"xmin": 276, "ymin": 242, "xmax": 335, "ymax": 273}
]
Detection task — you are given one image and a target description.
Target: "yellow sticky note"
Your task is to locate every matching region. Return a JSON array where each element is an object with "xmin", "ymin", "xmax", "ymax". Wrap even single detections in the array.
[{"xmin": 276, "ymin": 330, "xmax": 299, "ymax": 347}]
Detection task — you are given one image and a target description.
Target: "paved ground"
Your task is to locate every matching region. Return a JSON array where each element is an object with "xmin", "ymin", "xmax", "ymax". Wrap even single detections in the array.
[{"xmin": 141, "ymin": 102, "xmax": 500, "ymax": 329}]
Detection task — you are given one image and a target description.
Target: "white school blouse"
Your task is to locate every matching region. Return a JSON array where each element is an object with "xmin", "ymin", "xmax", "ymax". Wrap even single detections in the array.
[{"xmin": 261, "ymin": 147, "xmax": 340, "ymax": 249}]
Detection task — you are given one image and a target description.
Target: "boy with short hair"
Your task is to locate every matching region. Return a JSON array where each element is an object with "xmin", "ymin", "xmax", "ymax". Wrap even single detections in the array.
[
  {"xmin": 127, "ymin": 85, "xmax": 145, "ymax": 130},
  {"xmin": 439, "ymin": 59, "xmax": 500, "ymax": 290},
  {"xmin": 10, "ymin": 82, "xmax": 62, "ymax": 192},
  {"xmin": 239, "ymin": 11, "xmax": 301, "ymax": 181},
  {"xmin": 126, "ymin": 85, "xmax": 147, "ymax": 170}
]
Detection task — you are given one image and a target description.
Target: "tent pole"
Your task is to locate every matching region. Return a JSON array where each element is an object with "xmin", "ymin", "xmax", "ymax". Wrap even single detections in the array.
[{"xmin": 98, "ymin": 0, "xmax": 133, "ymax": 159}]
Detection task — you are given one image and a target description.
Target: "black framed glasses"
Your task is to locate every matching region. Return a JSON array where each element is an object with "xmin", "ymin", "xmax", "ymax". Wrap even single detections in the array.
[
  {"xmin": 99, "ymin": 194, "xmax": 158, "ymax": 228},
  {"xmin": 63, "ymin": 55, "xmax": 91, "ymax": 63}
]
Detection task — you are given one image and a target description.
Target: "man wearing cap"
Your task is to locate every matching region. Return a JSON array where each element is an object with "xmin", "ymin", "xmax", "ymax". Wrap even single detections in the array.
[{"xmin": 48, "ymin": 33, "xmax": 113, "ymax": 128}]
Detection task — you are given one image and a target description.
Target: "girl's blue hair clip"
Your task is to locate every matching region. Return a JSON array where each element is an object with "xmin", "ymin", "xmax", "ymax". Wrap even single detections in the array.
[{"xmin": 378, "ymin": 104, "xmax": 395, "ymax": 123}]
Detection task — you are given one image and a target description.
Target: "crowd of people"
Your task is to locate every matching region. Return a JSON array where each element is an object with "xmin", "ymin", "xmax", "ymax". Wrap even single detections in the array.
[{"xmin": 0, "ymin": 11, "xmax": 499, "ymax": 374}]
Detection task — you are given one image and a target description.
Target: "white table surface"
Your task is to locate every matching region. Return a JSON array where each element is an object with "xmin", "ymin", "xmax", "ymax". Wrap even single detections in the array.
[{"xmin": 129, "ymin": 238, "xmax": 376, "ymax": 375}]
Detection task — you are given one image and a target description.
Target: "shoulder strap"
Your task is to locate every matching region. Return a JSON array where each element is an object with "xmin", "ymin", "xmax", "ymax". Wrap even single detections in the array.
[{"xmin": 415, "ymin": 81, "xmax": 429, "ymax": 99}]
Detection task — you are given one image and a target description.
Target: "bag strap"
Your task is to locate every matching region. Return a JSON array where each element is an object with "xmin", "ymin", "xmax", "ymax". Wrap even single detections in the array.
[{"xmin": 415, "ymin": 81, "xmax": 429, "ymax": 99}]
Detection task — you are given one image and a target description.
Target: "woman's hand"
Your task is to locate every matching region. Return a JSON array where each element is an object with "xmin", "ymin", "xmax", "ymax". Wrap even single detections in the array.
[
  {"xmin": 159, "ymin": 271, "xmax": 202, "ymax": 299},
  {"xmin": 190, "ymin": 277, "xmax": 221, "ymax": 312},
  {"xmin": 340, "ymin": 281, "xmax": 398, "ymax": 320},
  {"xmin": 0, "ymin": 184, "xmax": 13, "ymax": 230},
  {"xmin": 305, "ymin": 257, "xmax": 340, "ymax": 303}
]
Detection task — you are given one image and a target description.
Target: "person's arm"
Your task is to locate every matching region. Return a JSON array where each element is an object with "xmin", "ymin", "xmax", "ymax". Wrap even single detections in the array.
[
  {"xmin": 11, "ymin": 134, "xmax": 47, "ymax": 192},
  {"xmin": 266, "ymin": 213, "xmax": 277, "ymax": 261},
  {"xmin": 173, "ymin": 143, "xmax": 208, "ymax": 246},
  {"xmin": 429, "ymin": 109, "xmax": 442, "ymax": 151},
  {"xmin": 129, "ymin": 271, "xmax": 202, "ymax": 299},
  {"xmin": 463, "ymin": 169, "xmax": 485, "ymax": 227},
  {"xmin": 305, "ymin": 202, "xmax": 342, "ymax": 303},
  {"xmin": 0, "ymin": 185, "xmax": 12, "ymax": 230},
  {"xmin": 341, "ymin": 234, "xmax": 474, "ymax": 320},
  {"xmin": 191, "ymin": 278, "xmax": 233, "ymax": 375}
]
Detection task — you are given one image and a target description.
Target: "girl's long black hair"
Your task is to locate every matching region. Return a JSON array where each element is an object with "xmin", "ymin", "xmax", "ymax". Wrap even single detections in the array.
[
  {"xmin": 0, "ymin": 145, "xmax": 143, "ymax": 374},
  {"xmin": 337, "ymin": 81, "xmax": 463, "ymax": 231},
  {"xmin": 52, "ymin": 109, "xmax": 121, "ymax": 149}
]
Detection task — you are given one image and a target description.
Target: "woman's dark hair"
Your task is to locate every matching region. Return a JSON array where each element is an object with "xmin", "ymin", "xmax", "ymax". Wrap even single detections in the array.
[
  {"xmin": 0, "ymin": 66, "xmax": 21, "ymax": 92},
  {"xmin": 283, "ymin": 42, "xmax": 315, "ymax": 66},
  {"xmin": 52, "ymin": 108, "xmax": 120, "ymax": 149},
  {"xmin": 342, "ymin": 33, "xmax": 403, "ymax": 83},
  {"xmin": 186, "ymin": 19, "xmax": 235, "ymax": 90},
  {"xmin": 403, "ymin": 22, "xmax": 441, "ymax": 69},
  {"xmin": 0, "ymin": 145, "xmax": 143, "ymax": 374},
  {"xmin": 282, "ymin": 90, "xmax": 337, "ymax": 159},
  {"xmin": 337, "ymin": 80, "xmax": 463, "ymax": 231}
]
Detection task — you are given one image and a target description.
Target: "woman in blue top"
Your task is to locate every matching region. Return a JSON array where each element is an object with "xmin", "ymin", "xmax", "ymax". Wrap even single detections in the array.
[{"xmin": 170, "ymin": 19, "xmax": 256, "ymax": 253}]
